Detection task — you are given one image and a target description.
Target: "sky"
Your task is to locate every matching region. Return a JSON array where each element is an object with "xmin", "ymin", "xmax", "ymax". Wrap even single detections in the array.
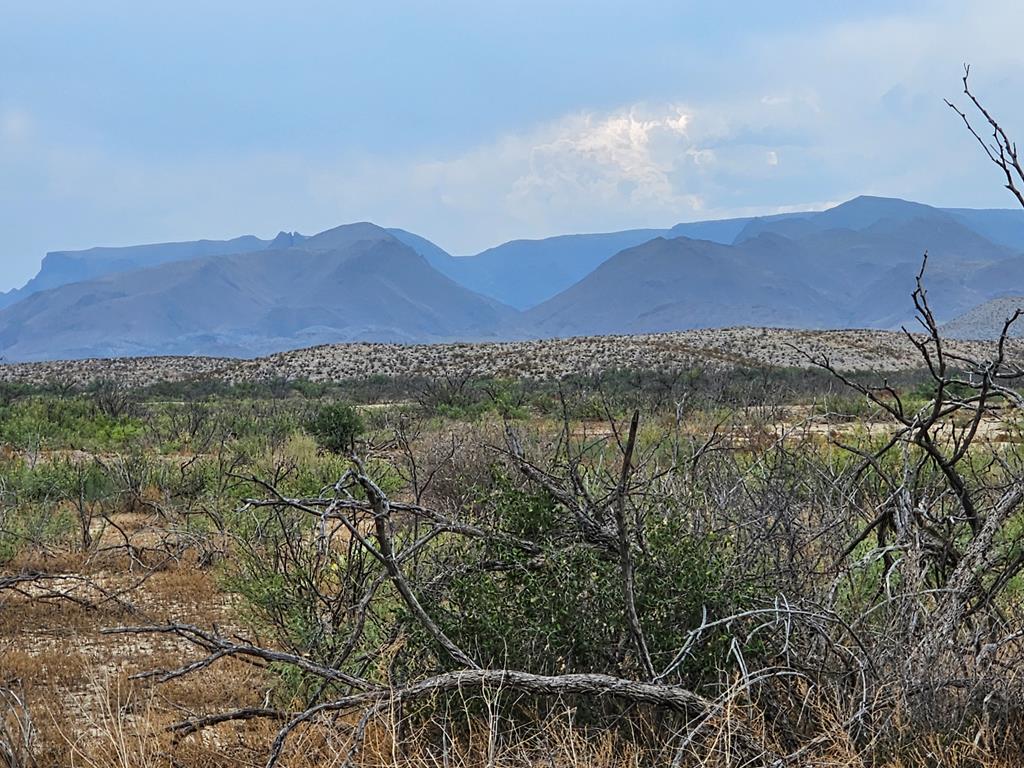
[{"xmin": 3, "ymin": 1, "xmax": 1024, "ymax": 290}]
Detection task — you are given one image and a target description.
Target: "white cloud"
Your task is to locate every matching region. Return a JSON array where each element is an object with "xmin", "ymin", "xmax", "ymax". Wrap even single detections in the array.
[
  {"xmin": 504, "ymin": 106, "xmax": 702, "ymax": 218},
  {"xmin": 304, "ymin": 104, "xmax": 722, "ymax": 248},
  {"xmin": 374, "ymin": 95, "xmax": 839, "ymax": 244},
  {"xmin": 0, "ymin": 107, "xmax": 32, "ymax": 145}
]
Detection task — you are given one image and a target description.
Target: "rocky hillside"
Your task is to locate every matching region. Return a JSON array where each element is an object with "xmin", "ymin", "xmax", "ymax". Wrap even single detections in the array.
[
  {"xmin": 942, "ymin": 296, "xmax": 1024, "ymax": 339},
  {"xmin": 0, "ymin": 328, "xmax": 1017, "ymax": 388}
]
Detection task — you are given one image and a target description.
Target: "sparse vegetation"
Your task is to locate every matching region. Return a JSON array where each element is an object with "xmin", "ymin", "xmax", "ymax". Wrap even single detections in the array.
[
  {"xmin": 0, "ymin": 328, "xmax": 1016, "ymax": 393},
  {"xmin": 5, "ymin": 269, "xmax": 1024, "ymax": 767}
]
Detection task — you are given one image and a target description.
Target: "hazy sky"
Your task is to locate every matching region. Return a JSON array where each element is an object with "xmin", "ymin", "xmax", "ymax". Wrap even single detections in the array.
[{"xmin": 3, "ymin": 1, "xmax": 1024, "ymax": 290}]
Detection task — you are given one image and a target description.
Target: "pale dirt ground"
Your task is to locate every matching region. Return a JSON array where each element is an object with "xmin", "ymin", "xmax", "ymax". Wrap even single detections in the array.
[{"xmin": 0, "ymin": 512, "xmax": 260, "ymax": 764}]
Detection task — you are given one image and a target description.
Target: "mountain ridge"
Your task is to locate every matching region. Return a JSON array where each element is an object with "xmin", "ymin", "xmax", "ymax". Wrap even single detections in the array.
[
  {"xmin": 0, "ymin": 224, "xmax": 521, "ymax": 361},
  {"xmin": 6, "ymin": 196, "xmax": 1024, "ymax": 360}
]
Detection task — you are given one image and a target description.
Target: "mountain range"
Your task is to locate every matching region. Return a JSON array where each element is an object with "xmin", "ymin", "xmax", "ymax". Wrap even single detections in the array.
[{"xmin": 5, "ymin": 195, "xmax": 1024, "ymax": 361}]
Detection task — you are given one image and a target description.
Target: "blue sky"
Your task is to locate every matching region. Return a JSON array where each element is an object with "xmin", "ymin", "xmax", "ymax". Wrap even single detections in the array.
[{"xmin": 2, "ymin": 1, "xmax": 1024, "ymax": 289}]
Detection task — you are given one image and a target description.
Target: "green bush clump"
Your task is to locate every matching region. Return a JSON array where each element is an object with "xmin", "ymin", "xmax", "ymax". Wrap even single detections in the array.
[
  {"xmin": 416, "ymin": 469, "xmax": 751, "ymax": 684},
  {"xmin": 0, "ymin": 395, "xmax": 144, "ymax": 451},
  {"xmin": 305, "ymin": 402, "xmax": 364, "ymax": 454}
]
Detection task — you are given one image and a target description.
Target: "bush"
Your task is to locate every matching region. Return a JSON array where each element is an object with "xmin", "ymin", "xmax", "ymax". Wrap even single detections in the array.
[
  {"xmin": 305, "ymin": 402, "xmax": 364, "ymax": 454},
  {"xmin": 414, "ymin": 468, "xmax": 751, "ymax": 684}
]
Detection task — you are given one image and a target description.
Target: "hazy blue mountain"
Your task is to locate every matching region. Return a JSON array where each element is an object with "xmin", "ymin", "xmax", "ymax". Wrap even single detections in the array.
[
  {"xmin": 0, "ymin": 224, "xmax": 519, "ymax": 361},
  {"xmin": 944, "ymin": 208, "xmax": 1024, "ymax": 251},
  {"xmin": 267, "ymin": 231, "xmax": 308, "ymax": 249},
  {"xmin": 386, "ymin": 228, "xmax": 455, "ymax": 271},
  {"xmin": 734, "ymin": 195, "xmax": 1024, "ymax": 253},
  {"xmin": 6, "ymin": 194, "xmax": 1024, "ymax": 360},
  {"xmin": 15, "ymin": 195, "xmax": 1022, "ymax": 319},
  {"xmin": 526, "ymin": 236, "xmax": 837, "ymax": 337},
  {"xmin": 526, "ymin": 203, "xmax": 1024, "ymax": 338},
  {"xmin": 0, "ymin": 235, "xmax": 270, "ymax": 310},
  {"xmin": 433, "ymin": 230, "xmax": 669, "ymax": 310},
  {"xmin": 299, "ymin": 221, "xmax": 394, "ymax": 251},
  {"xmin": 388, "ymin": 199, "xmax": 1009, "ymax": 312},
  {"xmin": 735, "ymin": 196, "xmax": 952, "ymax": 243},
  {"xmin": 667, "ymin": 213, "xmax": 813, "ymax": 244},
  {"xmin": 400, "ymin": 220, "xmax": 770, "ymax": 310},
  {"xmin": 0, "ymin": 223, "xmax": 404, "ymax": 314}
]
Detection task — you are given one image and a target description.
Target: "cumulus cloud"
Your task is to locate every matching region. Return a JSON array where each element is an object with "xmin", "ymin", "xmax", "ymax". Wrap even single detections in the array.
[
  {"xmin": 510, "ymin": 107, "xmax": 692, "ymax": 205},
  {"xmin": 375, "ymin": 97, "xmax": 838, "ymax": 246},
  {"xmin": 495, "ymin": 106, "xmax": 706, "ymax": 225},
  {"xmin": 302, "ymin": 103, "xmax": 751, "ymax": 248}
]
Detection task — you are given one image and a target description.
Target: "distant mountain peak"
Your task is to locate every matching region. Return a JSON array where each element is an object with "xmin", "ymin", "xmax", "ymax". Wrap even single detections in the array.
[
  {"xmin": 844, "ymin": 193, "xmax": 920, "ymax": 205},
  {"xmin": 734, "ymin": 195, "xmax": 957, "ymax": 243},
  {"xmin": 0, "ymin": 234, "xmax": 520, "ymax": 360},
  {"xmin": 301, "ymin": 222, "xmax": 395, "ymax": 252},
  {"xmin": 825, "ymin": 194, "xmax": 938, "ymax": 220},
  {"xmin": 268, "ymin": 231, "xmax": 308, "ymax": 250}
]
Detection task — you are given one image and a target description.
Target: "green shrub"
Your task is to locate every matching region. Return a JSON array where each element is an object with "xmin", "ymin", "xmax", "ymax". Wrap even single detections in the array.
[
  {"xmin": 0, "ymin": 395, "xmax": 144, "ymax": 451},
  {"xmin": 415, "ymin": 469, "xmax": 752, "ymax": 684},
  {"xmin": 306, "ymin": 402, "xmax": 364, "ymax": 454},
  {"xmin": 0, "ymin": 502, "xmax": 75, "ymax": 564}
]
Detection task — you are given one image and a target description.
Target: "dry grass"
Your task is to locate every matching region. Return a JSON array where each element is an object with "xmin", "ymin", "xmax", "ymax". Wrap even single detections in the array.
[{"xmin": 0, "ymin": 550, "xmax": 256, "ymax": 767}]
